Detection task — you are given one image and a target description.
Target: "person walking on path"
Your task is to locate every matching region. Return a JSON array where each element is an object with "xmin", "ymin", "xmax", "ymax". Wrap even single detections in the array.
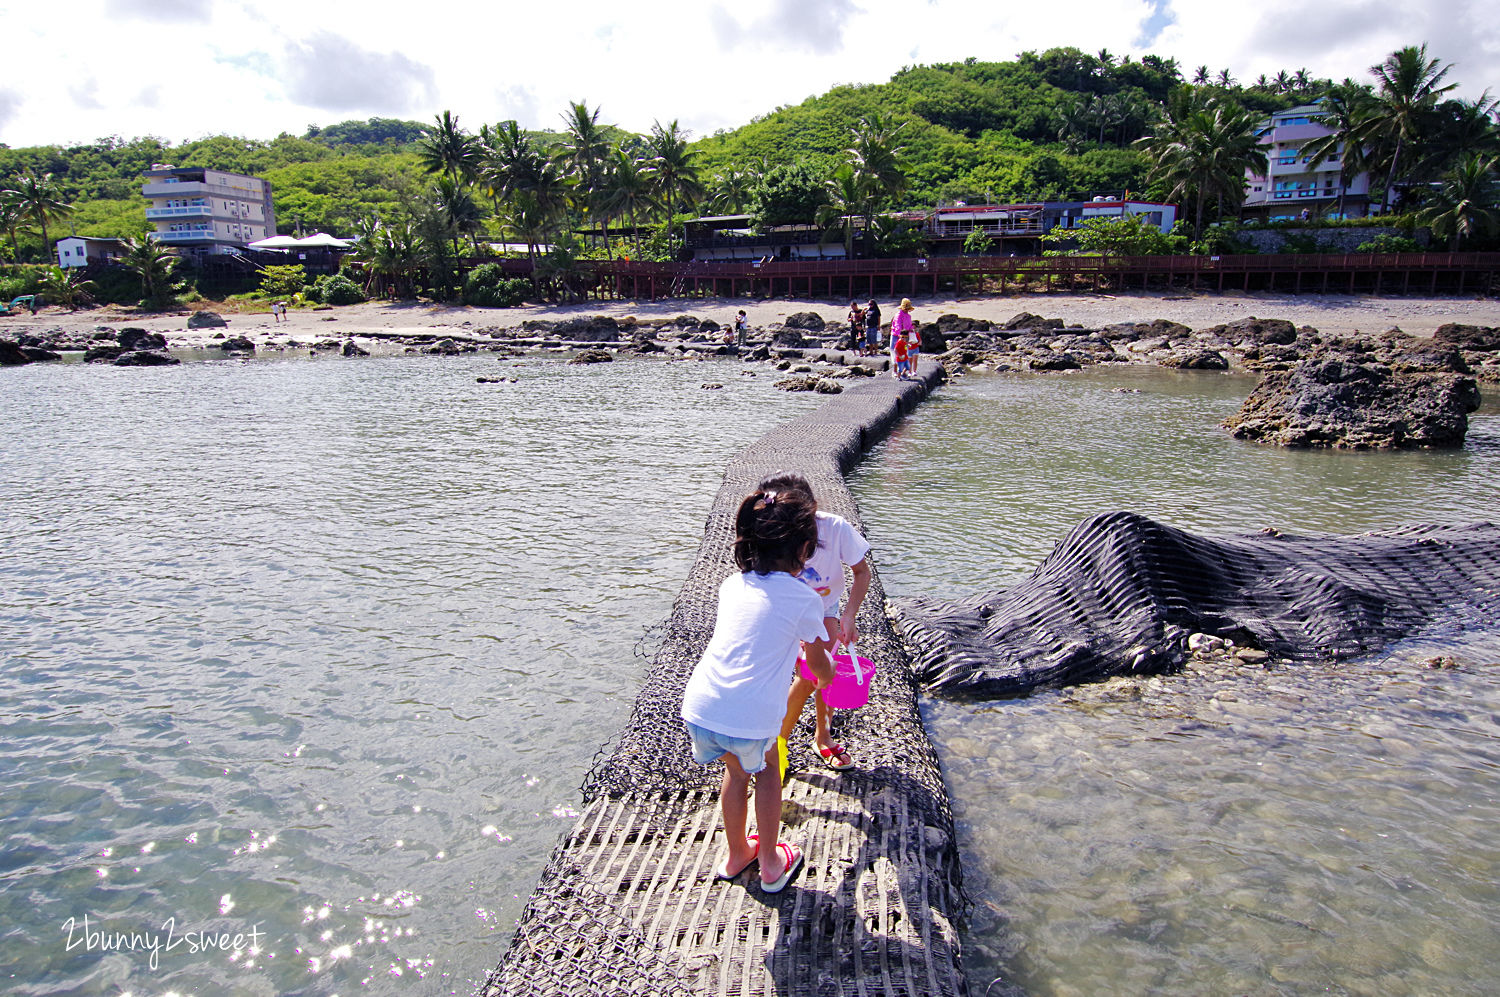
[
  {"xmin": 864, "ymin": 299, "xmax": 881, "ymax": 356},
  {"xmin": 681, "ymin": 485, "xmax": 833, "ymax": 893},
  {"xmin": 891, "ymin": 299, "xmax": 914, "ymax": 378},
  {"xmin": 764, "ymin": 473, "xmax": 871, "ymax": 773}
]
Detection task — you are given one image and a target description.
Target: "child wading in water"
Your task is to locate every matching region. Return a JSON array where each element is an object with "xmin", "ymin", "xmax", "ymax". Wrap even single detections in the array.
[
  {"xmin": 765, "ymin": 473, "xmax": 871, "ymax": 772},
  {"xmin": 681, "ymin": 486, "xmax": 834, "ymax": 892}
]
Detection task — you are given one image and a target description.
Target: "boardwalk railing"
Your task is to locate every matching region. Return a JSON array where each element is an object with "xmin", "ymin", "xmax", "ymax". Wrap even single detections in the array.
[{"xmin": 478, "ymin": 252, "xmax": 1500, "ymax": 301}]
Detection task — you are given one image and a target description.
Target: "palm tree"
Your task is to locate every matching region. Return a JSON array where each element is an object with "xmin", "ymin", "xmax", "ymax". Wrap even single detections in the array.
[
  {"xmin": 433, "ymin": 174, "xmax": 484, "ymax": 256},
  {"xmin": 558, "ymin": 101, "xmax": 610, "ymax": 243},
  {"xmin": 644, "ymin": 120, "xmax": 704, "ymax": 236},
  {"xmin": 1424, "ymin": 94, "xmax": 1500, "ymax": 173},
  {"xmin": 1418, "ymin": 153, "xmax": 1499, "ymax": 250},
  {"xmin": 480, "ymin": 121, "xmax": 568, "ymax": 265},
  {"xmin": 1193, "ymin": 66, "xmax": 1211, "ymax": 86},
  {"xmin": 847, "ymin": 112, "xmax": 908, "ymax": 255},
  {"xmin": 1302, "ymin": 80, "xmax": 1378, "ymax": 218},
  {"xmin": 2, "ymin": 170, "xmax": 73, "ymax": 263},
  {"xmin": 0, "ymin": 199, "xmax": 23, "ymax": 262},
  {"xmin": 817, "ymin": 164, "xmax": 863, "ymax": 258},
  {"xmin": 1273, "ymin": 70, "xmax": 1292, "ymax": 94},
  {"xmin": 418, "ymin": 111, "xmax": 482, "ymax": 183},
  {"xmin": 36, "ymin": 266, "xmax": 97, "ymax": 310},
  {"xmin": 597, "ymin": 147, "xmax": 655, "ymax": 257},
  {"xmin": 706, "ymin": 168, "xmax": 755, "ymax": 214},
  {"xmin": 1361, "ymin": 44, "xmax": 1458, "ymax": 211},
  {"xmin": 1136, "ymin": 99, "xmax": 1269, "ymax": 239},
  {"xmin": 351, "ymin": 219, "xmax": 420, "ymax": 298},
  {"xmin": 1052, "ymin": 96, "xmax": 1092, "ymax": 153},
  {"xmin": 117, "ymin": 237, "xmax": 180, "ymax": 304},
  {"xmin": 1215, "ymin": 69, "xmax": 1236, "ymax": 89}
]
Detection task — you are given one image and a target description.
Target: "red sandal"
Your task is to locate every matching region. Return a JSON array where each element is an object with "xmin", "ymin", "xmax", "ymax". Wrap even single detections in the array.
[{"xmin": 818, "ymin": 743, "xmax": 853, "ymax": 771}]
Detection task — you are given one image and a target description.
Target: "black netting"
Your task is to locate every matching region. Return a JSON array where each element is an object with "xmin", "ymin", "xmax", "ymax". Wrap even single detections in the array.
[
  {"xmin": 487, "ymin": 369, "xmax": 967, "ymax": 996},
  {"xmin": 894, "ymin": 510, "xmax": 1500, "ymax": 699}
]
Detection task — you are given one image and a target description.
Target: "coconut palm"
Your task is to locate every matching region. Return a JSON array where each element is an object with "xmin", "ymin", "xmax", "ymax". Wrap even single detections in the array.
[
  {"xmin": 1, "ymin": 169, "xmax": 73, "ymax": 263},
  {"xmin": 1360, "ymin": 44, "xmax": 1458, "ymax": 211},
  {"xmin": 418, "ymin": 111, "xmax": 482, "ymax": 184},
  {"xmin": 1053, "ymin": 96, "xmax": 1093, "ymax": 152},
  {"xmin": 1137, "ymin": 99, "xmax": 1269, "ymax": 239},
  {"xmin": 1215, "ymin": 69, "xmax": 1236, "ymax": 89},
  {"xmin": 480, "ymin": 121, "xmax": 569, "ymax": 265},
  {"xmin": 847, "ymin": 112, "xmax": 908, "ymax": 255},
  {"xmin": 432, "ymin": 174, "xmax": 484, "ymax": 256},
  {"xmin": 1417, "ymin": 154, "xmax": 1499, "ymax": 250},
  {"xmin": 644, "ymin": 120, "xmax": 704, "ymax": 233},
  {"xmin": 0, "ymin": 199, "xmax": 23, "ymax": 262},
  {"xmin": 597, "ymin": 148, "xmax": 655, "ymax": 257},
  {"xmin": 706, "ymin": 168, "xmax": 755, "ymax": 215},
  {"xmin": 1303, "ymin": 80, "xmax": 1379, "ymax": 218},
  {"xmin": 351, "ymin": 219, "xmax": 420, "ymax": 298},
  {"xmin": 816, "ymin": 164, "xmax": 863, "ymax": 259},
  {"xmin": 35, "ymin": 266, "xmax": 97, "ymax": 310},
  {"xmin": 117, "ymin": 237, "xmax": 181, "ymax": 304},
  {"xmin": 1193, "ymin": 66, "xmax": 1211, "ymax": 86},
  {"xmin": 558, "ymin": 101, "xmax": 610, "ymax": 243}
]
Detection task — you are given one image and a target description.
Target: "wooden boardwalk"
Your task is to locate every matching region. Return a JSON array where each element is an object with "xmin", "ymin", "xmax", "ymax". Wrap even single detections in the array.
[
  {"xmin": 481, "ymin": 250, "xmax": 1500, "ymax": 301},
  {"xmin": 481, "ymin": 367, "xmax": 969, "ymax": 997}
]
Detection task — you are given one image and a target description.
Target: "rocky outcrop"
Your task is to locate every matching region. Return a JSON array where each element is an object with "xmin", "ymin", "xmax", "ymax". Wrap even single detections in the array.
[
  {"xmin": 782, "ymin": 311, "xmax": 826, "ymax": 331},
  {"xmin": 1433, "ymin": 323, "xmax": 1500, "ymax": 352},
  {"xmin": 0, "ymin": 338, "xmax": 32, "ymax": 366},
  {"xmin": 341, "ymin": 340, "xmax": 369, "ymax": 357},
  {"xmin": 187, "ymin": 311, "xmax": 229, "ymax": 329},
  {"xmin": 1160, "ymin": 349, "xmax": 1229, "ymax": 370},
  {"xmin": 568, "ymin": 349, "xmax": 613, "ymax": 364},
  {"xmin": 771, "ymin": 327, "xmax": 811, "ymax": 348},
  {"xmin": 218, "ymin": 336, "xmax": 255, "ymax": 351},
  {"xmin": 114, "ymin": 350, "xmax": 181, "ymax": 366},
  {"xmin": 84, "ymin": 344, "xmax": 128, "ymax": 363},
  {"xmin": 22, "ymin": 346, "xmax": 62, "ymax": 362},
  {"xmin": 1223, "ymin": 357, "xmax": 1481, "ymax": 448},
  {"xmin": 118, "ymin": 328, "xmax": 167, "ymax": 350},
  {"xmin": 553, "ymin": 316, "xmax": 621, "ymax": 342},
  {"xmin": 774, "ymin": 375, "xmax": 842, "ymax": 393}
]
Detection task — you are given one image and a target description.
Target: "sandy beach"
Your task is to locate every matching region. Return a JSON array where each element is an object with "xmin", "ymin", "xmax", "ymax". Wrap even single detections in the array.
[{"xmin": 6, "ymin": 289, "xmax": 1500, "ymax": 349}]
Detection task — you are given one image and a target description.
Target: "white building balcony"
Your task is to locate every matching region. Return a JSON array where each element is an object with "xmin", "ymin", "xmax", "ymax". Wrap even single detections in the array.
[
  {"xmin": 154, "ymin": 230, "xmax": 221, "ymax": 243},
  {"xmin": 142, "ymin": 180, "xmax": 211, "ymax": 197},
  {"xmin": 145, "ymin": 205, "xmax": 214, "ymax": 220}
]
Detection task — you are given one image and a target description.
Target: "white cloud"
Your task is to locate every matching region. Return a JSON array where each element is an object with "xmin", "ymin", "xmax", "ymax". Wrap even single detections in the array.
[
  {"xmin": 282, "ymin": 32, "xmax": 437, "ymax": 113},
  {"xmin": 0, "ymin": 0, "xmax": 1494, "ymax": 148}
]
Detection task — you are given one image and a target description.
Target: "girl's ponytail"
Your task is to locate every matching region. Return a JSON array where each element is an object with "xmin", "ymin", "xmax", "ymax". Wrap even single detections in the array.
[{"xmin": 734, "ymin": 487, "xmax": 817, "ymax": 574}]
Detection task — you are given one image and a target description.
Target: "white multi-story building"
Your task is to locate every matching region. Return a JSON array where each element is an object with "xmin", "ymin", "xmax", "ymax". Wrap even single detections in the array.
[
  {"xmin": 140, "ymin": 165, "xmax": 277, "ymax": 255},
  {"xmin": 1243, "ymin": 104, "xmax": 1371, "ymax": 220}
]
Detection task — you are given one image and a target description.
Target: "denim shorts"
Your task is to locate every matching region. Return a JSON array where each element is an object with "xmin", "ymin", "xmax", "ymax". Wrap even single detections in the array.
[{"xmin": 685, "ymin": 722, "xmax": 778, "ymax": 773}]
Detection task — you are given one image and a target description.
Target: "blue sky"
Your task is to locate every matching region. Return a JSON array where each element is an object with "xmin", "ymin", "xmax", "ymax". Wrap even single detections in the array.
[{"xmin": 0, "ymin": 0, "xmax": 1494, "ymax": 148}]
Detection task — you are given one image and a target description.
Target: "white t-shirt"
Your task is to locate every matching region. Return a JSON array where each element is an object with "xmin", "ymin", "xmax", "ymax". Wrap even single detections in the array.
[
  {"xmin": 681, "ymin": 571, "xmax": 827, "ymax": 739},
  {"xmin": 796, "ymin": 512, "xmax": 871, "ymax": 615}
]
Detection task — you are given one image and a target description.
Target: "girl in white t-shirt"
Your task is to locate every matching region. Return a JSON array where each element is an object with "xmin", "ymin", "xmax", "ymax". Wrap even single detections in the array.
[
  {"xmin": 762, "ymin": 473, "xmax": 872, "ymax": 772},
  {"xmin": 681, "ymin": 485, "xmax": 835, "ymax": 893}
]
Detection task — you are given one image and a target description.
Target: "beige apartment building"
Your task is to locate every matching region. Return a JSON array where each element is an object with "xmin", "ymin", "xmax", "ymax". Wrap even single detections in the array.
[
  {"xmin": 141, "ymin": 165, "xmax": 277, "ymax": 255},
  {"xmin": 1242, "ymin": 104, "xmax": 1371, "ymax": 221}
]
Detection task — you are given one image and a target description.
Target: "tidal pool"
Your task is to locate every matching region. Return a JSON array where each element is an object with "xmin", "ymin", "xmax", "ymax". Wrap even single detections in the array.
[{"xmin": 849, "ymin": 366, "xmax": 1500, "ymax": 996}]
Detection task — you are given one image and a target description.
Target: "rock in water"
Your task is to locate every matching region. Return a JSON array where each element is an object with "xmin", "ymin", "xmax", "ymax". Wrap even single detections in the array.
[
  {"xmin": 1223, "ymin": 357, "xmax": 1481, "ymax": 448},
  {"xmin": 0, "ymin": 338, "xmax": 32, "ymax": 366},
  {"xmin": 568, "ymin": 349, "xmax": 613, "ymax": 364},
  {"xmin": 114, "ymin": 350, "xmax": 181, "ymax": 366},
  {"xmin": 118, "ymin": 328, "xmax": 167, "ymax": 350}
]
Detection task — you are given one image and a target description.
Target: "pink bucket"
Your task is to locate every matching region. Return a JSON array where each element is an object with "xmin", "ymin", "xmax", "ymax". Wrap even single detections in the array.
[{"xmin": 797, "ymin": 646, "xmax": 877, "ymax": 709}]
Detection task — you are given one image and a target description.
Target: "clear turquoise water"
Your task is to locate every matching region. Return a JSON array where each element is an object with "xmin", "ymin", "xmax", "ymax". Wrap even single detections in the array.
[
  {"xmin": 0, "ymin": 350, "xmax": 824, "ymax": 996},
  {"xmin": 848, "ymin": 367, "xmax": 1500, "ymax": 996}
]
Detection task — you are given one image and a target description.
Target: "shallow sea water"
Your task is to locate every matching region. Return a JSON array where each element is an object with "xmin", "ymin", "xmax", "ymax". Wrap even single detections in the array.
[
  {"xmin": 848, "ymin": 366, "xmax": 1500, "ymax": 996},
  {"xmin": 0, "ymin": 350, "xmax": 823, "ymax": 995}
]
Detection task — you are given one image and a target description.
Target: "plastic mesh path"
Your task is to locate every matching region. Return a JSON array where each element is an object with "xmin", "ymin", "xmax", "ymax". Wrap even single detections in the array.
[{"xmin": 480, "ymin": 365, "xmax": 968, "ymax": 997}]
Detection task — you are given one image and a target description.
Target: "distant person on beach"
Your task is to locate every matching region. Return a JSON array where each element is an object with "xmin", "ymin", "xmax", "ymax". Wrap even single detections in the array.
[
  {"xmin": 766, "ymin": 472, "xmax": 871, "ymax": 773},
  {"xmin": 681, "ymin": 484, "xmax": 831, "ymax": 893},
  {"xmin": 272, "ymin": 301, "xmax": 286, "ymax": 323},
  {"xmin": 846, "ymin": 301, "xmax": 865, "ymax": 353},
  {"xmin": 908, "ymin": 318, "xmax": 921, "ymax": 374},
  {"xmin": 735, "ymin": 309, "xmax": 749, "ymax": 347},
  {"xmin": 891, "ymin": 298, "xmax": 914, "ymax": 377},
  {"xmin": 864, "ymin": 299, "xmax": 881, "ymax": 355}
]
